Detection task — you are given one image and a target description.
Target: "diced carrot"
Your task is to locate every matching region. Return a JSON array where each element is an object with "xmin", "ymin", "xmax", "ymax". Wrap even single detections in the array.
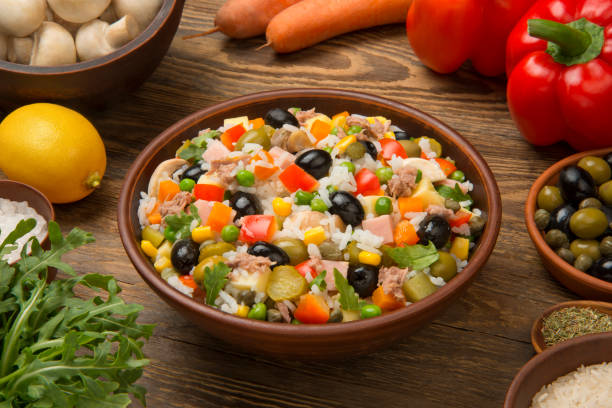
[
  {"xmin": 249, "ymin": 117, "xmax": 265, "ymax": 129},
  {"xmin": 372, "ymin": 286, "xmax": 404, "ymax": 311},
  {"xmin": 398, "ymin": 197, "xmax": 424, "ymax": 215},
  {"xmin": 250, "ymin": 150, "xmax": 279, "ymax": 180},
  {"xmin": 435, "ymin": 158, "xmax": 457, "ymax": 176},
  {"xmin": 147, "ymin": 212, "xmax": 162, "ymax": 225},
  {"xmin": 310, "ymin": 119, "xmax": 332, "ymax": 141},
  {"xmin": 394, "ymin": 220, "xmax": 420, "ymax": 246},
  {"xmin": 179, "ymin": 275, "xmax": 199, "ymax": 290},
  {"xmin": 294, "ymin": 293, "xmax": 330, "ymax": 324},
  {"xmin": 158, "ymin": 180, "xmax": 180, "ymax": 202},
  {"xmin": 206, "ymin": 202, "xmax": 233, "ymax": 232},
  {"xmin": 220, "ymin": 124, "xmax": 246, "ymax": 151},
  {"xmin": 332, "ymin": 111, "xmax": 349, "ymax": 120}
]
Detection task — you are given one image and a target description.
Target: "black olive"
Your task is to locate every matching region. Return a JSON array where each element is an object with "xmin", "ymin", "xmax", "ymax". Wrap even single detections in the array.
[
  {"xmin": 558, "ymin": 165, "xmax": 597, "ymax": 205},
  {"xmin": 329, "ymin": 191, "xmax": 365, "ymax": 227},
  {"xmin": 180, "ymin": 164, "xmax": 206, "ymax": 182},
  {"xmin": 418, "ymin": 215, "xmax": 451, "ymax": 249},
  {"xmin": 295, "ymin": 149, "xmax": 332, "ymax": 179},
  {"xmin": 264, "ymin": 108, "xmax": 300, "ymax": 128},
  {"xmin": 393, "ymin": 130, "xmax": 410, "ymax": 140},
  {"xmin": 548, "ymin": 204, "xmax": 576, "ymax": 236},
  {"xmin": 360, "ymin": 141, "xmax": 378, "ymax": 159},
  {"xmin": 171, "ymin": 240, "xmax": 200, "ymax": 274},
  {"xmin": 247, "ymin": 241, "xmax": 290, "ymax": 266},
  {"xmin": 229, "ymin": 191, "xmax": 262, "ymax": 220},
  {"xmin": 348, "ymin": 264, "xmax": 379, "ymax": 298},
  {"xmin": 587, "ymin": 256, "xmax": 612, "ymax": 283}
]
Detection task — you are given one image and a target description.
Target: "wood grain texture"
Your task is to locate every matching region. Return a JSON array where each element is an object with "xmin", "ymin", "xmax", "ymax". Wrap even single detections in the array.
[{"xmin": 0, "ymin": 0, "xmax": 581, "ymax": 406}]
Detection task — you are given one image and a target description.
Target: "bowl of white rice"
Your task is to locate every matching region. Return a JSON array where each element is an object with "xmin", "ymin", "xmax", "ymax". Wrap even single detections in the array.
[
  {"xmin": 0, "ymin": 180, "xmax": 54, "ymax": 266},
  {"xmin": 504, "ymin": 332, "xmax": 612, "ymax": 408}
]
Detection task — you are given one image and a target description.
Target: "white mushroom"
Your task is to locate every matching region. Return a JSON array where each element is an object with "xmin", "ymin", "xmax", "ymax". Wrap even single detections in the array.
[
  {"xmin": 75, "ymin": 16, "xmax": 139, "ymax": 61},
  {"xmin": 402, "ymin": 158, "xmax": 447, "ymax": 182},
  {"xmin": 147, "ymin": 158, "xmax": 188, "ymax": 198},
  {"xmin": 7, "ymin": 37, "xmax": 34, "ymax": 64},
  {"xmin": 0, "ymin": 35, "xmax": 7, "ymax": 61},
  {"xmin": 113, "ymin": 0, "xmax": 162, "ymax": 31},
  {"xmin": 30, "ymin": 22, "xmax": 77, "ymax": 66},
  {"xmin": 47, "ymin": 0, "xmax": 112, "ymax": 24},
  {"xmin": 0, "ymin": 0, "xmax": 46, "ymax": 37}
]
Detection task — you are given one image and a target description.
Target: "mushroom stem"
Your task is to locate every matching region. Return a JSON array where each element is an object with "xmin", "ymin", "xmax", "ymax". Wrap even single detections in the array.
[
  {"xmin": 0, "ymin": 0, "xmax": 46, "ymax": 37},
  {"xmin": 113, "ymin": 0, "xmax": 162, "ymax": 31},
  {"xmin": 7, "ymin": 37, "xmax": 34, "ymax": 64},
  {"xmin": 75, "ymin": 15, "xmax": 139, "ymax": 61},
  {"xmin": 30, "ymin": 22, "xmax": 76, "ymax": 66}
]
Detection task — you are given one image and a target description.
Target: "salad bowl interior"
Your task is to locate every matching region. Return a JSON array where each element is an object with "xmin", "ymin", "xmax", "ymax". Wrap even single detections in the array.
[{"xmin": 118, "ymin": 88, "xmax": 502, "ymax": 359}]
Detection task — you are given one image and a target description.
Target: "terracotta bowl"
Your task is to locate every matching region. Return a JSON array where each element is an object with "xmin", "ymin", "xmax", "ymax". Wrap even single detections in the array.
[
  {"xmin": 117, "ymin": 88, "xmax": 502, "ymax": 359},
  {"xmin": 504, "ymin": 332, "xmax": 612, "ymax": 408},
  {"xmin": 0, "ymin": 180, "xmax": 55, "ymax": 278},
  {"xmin": 525, "ymin": 148, "xmax": 612, "ymax": 300},
  {"xmin": 0, "ymin": 0, "xmax": 185, "ymax": 109}
]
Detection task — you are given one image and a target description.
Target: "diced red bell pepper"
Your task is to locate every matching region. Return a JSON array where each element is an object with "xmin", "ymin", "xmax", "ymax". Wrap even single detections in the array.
[
  {"xmin": 379, "ymin": 138, "xmax": 408, "ymax": 161},
  {"xmin": 435, "ymin": 158, "xmax": 456, "ymax": 176},
  {"xmin": 220, "ymin": 124, "xmax": 246, "ymax": 151},
  {"xmin": 239, "ymin": 215, "xmax": 277, "ymax": 244},
  {"xmin": 449, "ymin": 209, "xmax": 472, "ymax": 228},
  {"xmin": 294, "ymin": 294, "xmax": 330, "ymax": 324},
  {"xmin": 355, "ymin": 168, "xmax": 381, "ymax": 196},
  {"xmin": 278, "ymin": 164, "xmax": 319, "ymax": 193},
  {"xmin": 295, "ymin": 260, "xmax": 318, "ymax": 278},
  {"xmin": 178, "ymin": 275, "xmax": 199, "ymax": 290},
  {"xmin": 193, "ymin": 184, "xmax": 225, "ymax": 202}
]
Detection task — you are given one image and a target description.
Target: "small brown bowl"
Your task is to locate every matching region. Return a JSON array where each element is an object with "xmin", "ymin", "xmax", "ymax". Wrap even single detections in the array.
[
  {"xmin": 0, "ymin": 180, "xmax": 55, "ymax": 277},
  {"xmin": 531, "ymin": 300, "xmax": 612, "ymax": 353},
  {"xmin": 525, "ymin": 148, "xmax": 612, "ymax": 300},
  {"xmin": 0, "ymin": 0, "xmax": 185, "ymax": 108},
  {"xmin": 504, "ymin": 332, "xmax": 612, "ymax": 408},
  {"xmin": 118, "ymin": 88, "xmax": 502, "ymax": 359}
]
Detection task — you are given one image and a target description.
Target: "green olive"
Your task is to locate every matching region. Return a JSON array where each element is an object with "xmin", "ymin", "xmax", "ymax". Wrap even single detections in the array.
[
  {"xmin": 193, "ymin": 255, "xmax": 226, "ymax": 284},
  {"xmin": 537, "ymin": 186, "xmax": 564, "ymax": 212},
  {"xmin": 601, "ymin": 236, "xmax": 612, "ymax": 257},
  {"xmin": 445, "ymin": 199, "xmax": 461, "ymax": 212},
  {"xmin": 574, "ymin": 254, "xmax": 593, "ymax": 271},
  {"xmin": 569, "ymin": 239, "xmax": 601, "ymax": 262},
  {"xmin": 534, "ymin": 209, "xmax": 550, "ymax": 230},
  {"xmin": 579, "ymin": 197, "xmax": 603, "ymax": 210},
  {"xmin": 198, "ymin": 242, "xmax": 236, "ymax": 262},
  {"xmin": 430, "ymin": 252, "xmax": 457, "ymax": 282},
  {"xmin": 344, "ymin": 241, "xmax": 361, "ymax": 266},
  {"xmin": 402, "ymin": 271, "xmax": 437, "ymax": 302},
  {"xmin": 263, "ymin": 125, "xmax": 275, "ymax": 138},
  {"xmin": 319, "ymin": 241, "xmax": 344, "ymax": 261},
  {"xmin": 599, "ymin": 181, "xmax": 612, "ymax": 205},
  {"xmin": 235, "ymin": 127, "xmax": 271, "ymax": 151},
  {"xmin": 266, "ymin": 265, "xmax": 308, "ymax": 301},
  {"xmin": 545, "ymin": 229, "xmax": 569, "ymax": 249},
  {"xmin": 556, "ymin": 247, "xmax": 575, "ymax": 264},
  {"xmin": 398, "ymin": 140, "xmax": 421, "ymax": 158},
  {"xmin": 578, "ymin": 156, "xmax": 611, "ymax": 185},
  {"xmin": 345, "ymin": 142, "xmax": 366, "ymax": 159},
  {"xmin": 569, "ymin": 207, "xmax": 608, "ymax": 239},
  {"xmin": 272, "ymin": 238, "xmax": 308, "ymax": 265}
]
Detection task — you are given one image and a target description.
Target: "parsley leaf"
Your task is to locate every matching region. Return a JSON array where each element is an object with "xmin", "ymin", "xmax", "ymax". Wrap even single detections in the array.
[
  {"xmin": 164, "ymin": 208, "xmax": 199, "ymax": 241},
  {"xmin": 192, "ymin": 130, "xmax": 221, "ymax": 148},
  {"xmin": 333, "ymin": 269, "xmax": 359, "ymax": 311},
  {"xmin": 415, "ymin": 169, "xmax": 422, "ymax": 183},
  {"xmin": 178, "ymin": 130, "xmax": 220, "ymax": 162},
  {"xmin": 436, "ymin": 183, "xmax": 473, "ymax": 207},
  {"xmin": 203, "ymin": 262, "xmax": 230, "ymax": 305},
  {"xmin": 309, "ymin": 270, "xmax": 327, "ymax": 290},
  {"xmin": 387, "ymin": 241, "xmax": 440, "ymax": 270}
]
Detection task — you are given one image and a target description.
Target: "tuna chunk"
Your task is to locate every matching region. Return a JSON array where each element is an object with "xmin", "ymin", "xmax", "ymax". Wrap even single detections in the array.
[
  {"xmin": 208, "ymin": 154, "xmax": 249, "ymax": 185},
  {"xmin": 202, "ymin": 140, "xmax": 230, "ymax": 164},
  {"xmin": 226, "ymin": 252, "xmax": 273, "ymax": 275},
  {"xmin": 362, "ymin": 215, "xmax": 394, "ymax": 245},
  {"xmin": 295, "ymin": 108, "xmax": 317, "ymax": 125},
  {"xmin": 345, "ymin": 116, "xmax": 389, "ymax": 141},
  {"xmin": 387, "ymin": 166, "xmax": 417, "ymax": 198},
  {"xmin": 269, "ymin": 146, "xmax": 295, "ymax": 170},
  {"xmin": 426, "ymin": 204, "xmax": 454, "ymax": 220},
  {"xmin": 284, "ymin": 211, "xmax": 345, "ymax": 235},
  {"xmin": 159, "ymin": 191, "xmax": 191, "ymax": 218},
  {"xmin": 378, "ymin": 266, "xmax": 408, "ymax": 302}
]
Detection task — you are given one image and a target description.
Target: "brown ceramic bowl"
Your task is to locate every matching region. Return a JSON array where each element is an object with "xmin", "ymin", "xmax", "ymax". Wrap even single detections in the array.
[
  {"xmin": 118, "ymin": 88, "xmax": 502, "ymax": 359},
  {"xmin": 504, "ymin": 332, "xmax": 612, "ymax": 408},
  {"xmin": 525, "ymin": 148, "xmax": 612, "ymax": 300},
  {"xmin": 0, "ymin": 0, "xmax": 185, "ymax": 108}
]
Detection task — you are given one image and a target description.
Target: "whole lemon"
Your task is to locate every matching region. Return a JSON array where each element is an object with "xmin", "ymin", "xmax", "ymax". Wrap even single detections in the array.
[{"xmin": 0, "ymin": 103, "xmax": 106, "ymax": 203}]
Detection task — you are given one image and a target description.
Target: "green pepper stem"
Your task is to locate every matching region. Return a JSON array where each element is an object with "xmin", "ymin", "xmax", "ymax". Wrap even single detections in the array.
[{"xmin": 528, "ymin": 19, "xmax": 592, "ymax": 57}]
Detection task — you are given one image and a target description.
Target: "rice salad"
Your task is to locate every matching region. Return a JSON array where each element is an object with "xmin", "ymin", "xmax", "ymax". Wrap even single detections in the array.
[
  {"xmin": 137, "ymin": 107, "xmax": 487, "ymax": 324},
  {"xmin": 0, "ymin": 198, "xmax": 47, "ymax": 264}
]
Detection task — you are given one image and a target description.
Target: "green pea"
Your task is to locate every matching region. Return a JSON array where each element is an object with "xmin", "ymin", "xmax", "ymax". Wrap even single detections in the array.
[
  {"xmin": 375, "ymin": 197, "xmax": 392, "ymax": 215},
  {"xmin": 236, "ymin": 170, "xmax": 255, "ymax": 187},
  {"xmin": 347, "ymin": 125, "xmax": 363, "ymax": 135},
  {"xmin": 179, "ymin": 178, "xmax": 195, "ymax": 192},
  {"xmin": 330, "ymin": 127, "xmax": 338, "ymax": 136},
  {"xmin": 164, "ymin": 227, "xmax": 176, "ymax": 243},
  {"xmin": 247, "ymin": 303, "xmax": 267, "ymax": 320},
  {"xmin": 323, "ymin": 146, "xmax": 333, "ymax": 153},
  {"xmin": 295, "ymin": 190, "xmax": 314, "ymax": 205},
  {"xmin": 310, "ymin": 198, "xmax": 328, "ymax": 213},
  {"xmin": 376, "ymin": 167, "xmax": 394, "ymax": 184},
  {"xmin": 221, "ymin": 225, "xmax": 239, "ymax": 242},
  {"xmin": 291, "ymin": 318, "xmax": 302, "ymax": 325},
  {"xmin": 450, "ymin": 170, "xmax": 465, "ymax": 182},
  {"xmin": 340, "ymin": 161, "xmax": 356, "ymax": 173},
  {"xmin": 360, "ymin": 304, "xmax": 382, "ymax": 319}
]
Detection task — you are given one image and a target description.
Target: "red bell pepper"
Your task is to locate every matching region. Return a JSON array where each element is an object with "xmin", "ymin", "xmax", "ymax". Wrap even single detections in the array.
[
  {"xmin": 295, "ymin": 260, "xmax": 318, "ymax": 278},
  {"xmin": 355, "ymin": 168, "xmax": 381, "ymax": 196},
  {"xmin": 293, "ymin": 294, "xmax": 330, "ymax": 324},
  {"xmin": 406, "ymin": 0, "xmax": 535, "ymax": 76},
  {"xmin": 193, "ymin": 184, "xmax": 225, "ymax": 202},
  {"xmin": 220, "ymin": 124, "xmax": 246, "ymax": 151},
  {"xmin": 506, "ymin": 0, "xmax": 612, "ymax": 150},
  {"xmin": 379, "ymin": 139, "xmax": 408, "ymax": 161},
  {"xmin": 278, "ymin": 164, "xmax": 319, "ymax": 193},
  {"xmin": 238, "ymin": 215, "xmax": 277, "ymax": 244}
]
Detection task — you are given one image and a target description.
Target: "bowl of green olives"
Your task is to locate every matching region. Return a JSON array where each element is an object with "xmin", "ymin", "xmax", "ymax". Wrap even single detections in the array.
[{"xmin": 526, "ymin": 148, "xmax": 612, "ymax": 300}]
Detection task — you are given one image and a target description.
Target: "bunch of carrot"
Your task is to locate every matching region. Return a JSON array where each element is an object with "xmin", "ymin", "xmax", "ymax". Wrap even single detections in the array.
[{"xmin": 185, "ymin": 0, "xmax": 413, "ymax": 53}]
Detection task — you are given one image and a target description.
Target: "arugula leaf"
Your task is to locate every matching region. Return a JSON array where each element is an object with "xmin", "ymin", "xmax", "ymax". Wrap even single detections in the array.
[
  {"xmin": 164, "ymin": 210, "xmax": 198, "ymax": 241},
  {"xmin": 333, "ymin": 269, "xmax": 359, "ymax": 311},
  {"xmin": 178, "ymin": 130, "xmax": 220, "ymax": 162},
  {"xmin": 387, "ymin": 241, "xmax": 440, "ymax": 270},
  {"xmin": 0, "ymin": 218, "xmax": 36, "ymax": 254},
  {"xmin": 436, "ymin": 184, "xmax": 473, "ymax": 207},
  {"xmin": 309, "ymin": 270, "xmax": 327, "ymax": 290},
  {"xmin": 203, "ymin": 262, "xmax": 230, "ymax": 305}
]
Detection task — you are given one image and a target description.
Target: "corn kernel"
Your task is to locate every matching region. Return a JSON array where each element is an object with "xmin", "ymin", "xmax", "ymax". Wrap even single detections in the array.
[
  {"xmin": 272, "ymin": 197, "xmax": 292, "ymax": 217},
  {"xmin": 141, "ymin": 240, "xmax": 158, "ymax": 258},
  {"xmin": 331, "ymin": 112, "xmax": 348, "ymax": 129},
  {"xmin": 157, "ymin": 240, "xmax": 172, "ymax": 260},
  {"xmin": 235, "ymin": 304, "xmax": 250, "ymax": 317},
  {"xmin": 384, "ymin": 131, "xmax": 395, "ymax": 139},
  {"xmin": 450, "ymin": 237, "xmax": 470, "ymax": 261},
  {"xmin": 358, "ymin": 250, "xmax": 381, "ymax": 266},
  {"xmin": 334, "ymin": 135, "xmax": 357, "ymax": 154},
  {"xmin": 192, "ymin": 226, "xmax": 214, "ymax": 243},
  {"xmin": 303, "ymin": 226, "xmax": 326, "ymax": 246},
  {"xmin": 154, "ymin": 256, "xmax": 172, "ymax": 273},
  {"xmin": 367, "ymin": 116, "xmax": 387, "ymax": 124}
]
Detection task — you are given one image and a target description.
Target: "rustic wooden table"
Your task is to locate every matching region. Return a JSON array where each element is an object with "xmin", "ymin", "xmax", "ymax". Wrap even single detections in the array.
[{"xmin": 1, "ymin": 1, "xmax": 580, "ymax": 407}]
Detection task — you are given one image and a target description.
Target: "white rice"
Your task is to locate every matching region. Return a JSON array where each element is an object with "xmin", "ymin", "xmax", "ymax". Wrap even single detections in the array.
[
  {"xmin": 167, "ymin": 275, "xmax": 194, "ymax": 297},
  {"xmin": 530, "ymin": 362, "xmax": 612, "ymax": 408},
  {"xmin": 307, "ymin": 243, "xmax": 321, "ymax": 259},
  {"xmin": 0, "ymin": 198, "xmax": 48, "ymax": 264}
]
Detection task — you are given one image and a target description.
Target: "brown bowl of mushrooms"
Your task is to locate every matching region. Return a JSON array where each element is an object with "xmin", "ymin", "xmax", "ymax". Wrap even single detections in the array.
[{"xmin": 0, "ymin": 0, "xmax": 185, "ymax": 108}]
